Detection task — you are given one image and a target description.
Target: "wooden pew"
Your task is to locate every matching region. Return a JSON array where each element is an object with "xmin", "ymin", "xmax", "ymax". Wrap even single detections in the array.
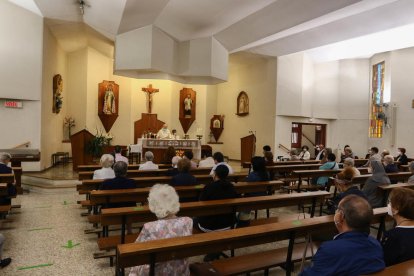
[
  {"xmin": 378, "ymin": 182, "xmax": 414, "ymax": 206},
  {"xmin": 77, "ymin": 172, "xmax": 248, "ymax": 193},
  {"xmin": 115, "ymin": 207, "xmax": 388, "ymax": 276},
  {"xmin": 287, "ymin": 170, "xmax": 341, "ymax": 193},
  {"xmin": 366, "ymin": 259, "xmax": 414, "ymax": 276},
  {"xmin": 99, "ymin": 191, "xmax": 330, "ymax": 250},
  {"xmin": 78, "ymin": 164, "xmax": 171, "ymax": 172},
  {"xmin": 78, "ymin": 167, "xmax": 213, "ymax": 180},
  {"xmin": 89, "ymin": 181, "xmax": 283, "ymax": 207},
  {"xmin": 0, "ymin": 174, "xmax": 15, "ymax": 218},
  {"xmin": 352, "ymin": 172, "xmax": 413, "ymax": 189},
  {"xmin": 243, "ymin": 160, "xmax": 320, "ymax": 169},
  {"xmin": 354, "ymin": 159, "xmax": 369, "ymax": 167},
  {"xmin": 11, "ymin": 167, "xmax": 22, "ymax": 194}
]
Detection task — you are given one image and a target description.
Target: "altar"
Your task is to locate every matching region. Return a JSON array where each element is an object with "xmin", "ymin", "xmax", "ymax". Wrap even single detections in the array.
[{"xmin": 130, "ymin": 138, "xmax": 201, "ymax": 163}]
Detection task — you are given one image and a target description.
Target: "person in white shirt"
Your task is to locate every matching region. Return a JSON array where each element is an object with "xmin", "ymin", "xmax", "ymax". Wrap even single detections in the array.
[
  {"xmin": 139, "ymin": 151, "xmax": 159, "ymax": 170},
  {"xmin": 156, "ymin": 124, "xmax": 172, "ymax": 139},
  {"xmin": 171, "ymin": 129, "xmax": 180, "ymax": 140},
  {"xmin": 114, "ymin": 145, "xmax": 129, "ymax": 165},
  {"xmin": 199, "ymin": 152, "xmax": 215, "ymax": 168},
  {"xmin": 93, "ymin": 154, "xmax": 116, "ymax": 179},
  {"xmin": 209, "ymin": 152, "xmax": 233, "ymax": 176},
  {"xmin": 298, "ymin": 145, "xmax": 311, "ymax": 160}
]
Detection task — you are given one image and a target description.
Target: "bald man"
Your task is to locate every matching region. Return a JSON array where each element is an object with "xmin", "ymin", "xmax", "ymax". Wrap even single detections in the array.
[
  {"xmin": 301, "ymin": 195, "xmax": 385, "ymax": 275},
  {"xmin": 156, "ymin": 124, "xmax": 172, "ymax": 139}
]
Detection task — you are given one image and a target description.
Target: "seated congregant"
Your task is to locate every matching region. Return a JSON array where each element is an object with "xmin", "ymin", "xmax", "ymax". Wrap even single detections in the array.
[
  {"xmin": 198, "ymin": 151, "xmax": 215, "ymax": 168},
  {"xmin": 396, "ymin": 147, "xmax": 408, "ymax": 165},
  {"xmin": 343, "ymin": 157, "xmax": 360, "ymax": 176},
  {"xmin": 0, "ymin": 152, "xmax": 12, "ymax": 174},
  {"xmin": 0, "ymin": 234, "xmax": 11, "ymax": 268},
  {"xmin": 315, "ymin": 144, "xmax": 325, "ymax": 161},
  {"xmin": 382, "ymin": 187, "xmax": 414, "ymax": 266},
  {"xmin": 166, "ymin": 156, "xmax": 181, "ymax": 176},
  {"xmin": 0, "ymin": 153, "xmax": 16, "ymax": 206},
  {"xmin": 162, "ymin": 146, "xmax": 176, "ymax": 164},
  {"xmin": 320, "ymin": 147, "xmax": 333, "ymax": 164},
  {"xmin": 264, "ymin": 151, "xmax": 274, "ymax": 166},
  {"xmin": 362, "ymin": 161, "xmax": 390, "ymax": 208},
  {"xmin": 139, "ymin": 151, "xmax": 159, "ymax": 170},
  {"xmin": 197, "ymin": 165, "xmax": 238, "ymax": 233},
  {"xmin": 171, "ymin": 158, "xmax": 197, "ymax": 187},
  {"xmin": 93, "ymin": 154, "xmax": 115, "ymax": 180},
  {"xmin": 341, "ymin": 146, "xmax": 355, "ymax": 162},
  {"xmin": 183, "ymin": 150, "xmax": 197, "ymax": 168},
  {"xmin": 364, "ymin": 147, "xmax": 382, "ymax": 167},
  {"xmin": 408, "ymin": 162, "xmax": 414, "ymax": 183},
  {"xmin": 298, "ymin": 145, "xmax": 311, "ymax": 160},
  {"xmin": 114, "ymin": 145, "xmax": 129, "ymax": 165},
  {"xmin": 100, "ymin": 161, "xmax": 136, "ymax": 208},
  {"xmin": 383, "ymin": 155, "xmax": 399, "ymax": 174},
  {"xmin": 262, "ymin": 145, "xmax": 271, "ymax": 156},
  {"xmin": 301, "ymin": 195, "xmax": 385, "ymax": 275},
  {"xmin": 381, "ymin": 149, "xmax": 390, "ymax": 160},
  {"xmin": 209, "ymin": 152, "xmax": 233, "ymax": 176},
  {"xmin": 128, "ymin": 184, "xmax": 192, "ymax": 276},
  {"xmin": 289, "ymin": 149, "xmax": 300, "ymax": 161},
  {"xmin": 315, "ymin": 153, "xmax": 339, "ymax": 187},
  {"xmin": 326, "ymin": 167, "xmax": 366, "ymax": 214}
]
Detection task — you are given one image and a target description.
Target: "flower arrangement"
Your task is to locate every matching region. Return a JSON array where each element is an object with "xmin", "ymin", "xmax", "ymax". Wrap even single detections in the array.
[
  {"xmin": 175, "ymin": 149, "xmax": 184, "ymax": 157},
  {"xmin": 86, "ymin": 128, "xmax": 114, "ymax": 158},
  {"xmin": 64, "ymin": 116, "xmax": 75, "ymax": 137}
]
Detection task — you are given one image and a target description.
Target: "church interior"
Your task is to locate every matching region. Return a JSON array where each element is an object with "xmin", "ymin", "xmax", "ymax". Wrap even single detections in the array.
[{"xmin": 1, "ymin": 0, "xmax": 414, "ymax": 275}]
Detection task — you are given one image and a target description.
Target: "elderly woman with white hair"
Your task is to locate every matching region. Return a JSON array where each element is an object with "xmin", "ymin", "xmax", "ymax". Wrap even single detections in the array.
[
  {"xmin": 128, "ymin": 184, "xmax": 192, "ymax": 276},
  {"xmin": 92, "ymin": 154, "xmax": 115, "ymax": 179},
  {"xmin": 343, "ymin": 157, "xmax": 360, "ymax": 176},
  {"xmin": 139, "ymin": 151, "xmax": 159, "ymax": 170},
  {"xmin": 0, "ymin": 152, "xmax": 12, "ymax": 174},
  {"xmin": 383, "ymin": 155, "xmax": 399, "ymax": 173}
]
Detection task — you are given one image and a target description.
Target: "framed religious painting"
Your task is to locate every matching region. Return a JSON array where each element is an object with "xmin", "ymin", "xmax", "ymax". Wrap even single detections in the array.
[
  {"xmin": 98, "ymin": 80, "xmax": 119, "ymax": 132},
  {"xmin": 210, "ymin": 115, "xmax": 224, "ymax": 142},
  {"xmin": 236, "ymin": 91, "xmax": 249, "ymax": 116}
]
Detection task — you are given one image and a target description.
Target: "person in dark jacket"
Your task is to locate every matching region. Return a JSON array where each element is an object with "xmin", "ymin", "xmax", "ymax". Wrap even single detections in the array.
[
  {"xmin": 197, "ymin": 165, "xmax": 238, "ymax": 232},
  {"xmin": 382, "ymin": 187, "xmax": 414, "ymax": 266},
  {"xmin": 396, "ymin": 147, "xmax": 408, "ymax": 166},
  {"xmin": 0, "ymin": 153, "xmax": 16, "ymax": 206},
  {"xmin": 171, "ymin": 158, "xmax": 197, "ymax": 187},
  {"xmin": 100, "ymin": 161, "xmax": 136, "ymax": 208}
]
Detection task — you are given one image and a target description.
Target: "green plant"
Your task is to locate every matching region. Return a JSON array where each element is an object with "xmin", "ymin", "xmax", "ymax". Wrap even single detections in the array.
[{"xmin": 86, "ymin": 129, "xmax": 113, "ymax": 157}]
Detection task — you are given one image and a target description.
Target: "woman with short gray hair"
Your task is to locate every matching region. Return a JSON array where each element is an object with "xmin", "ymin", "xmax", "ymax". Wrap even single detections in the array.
[
  {"xmin": 128, "ymin": 184, "xmax": 192, "ymax": 276},
  {"xmin": 93, "ymin": 154, "xmax": 115, "ymax": 179},
  {"xmin": 343, "ymin": 157, "xmax": 360, "ymax": 176}
]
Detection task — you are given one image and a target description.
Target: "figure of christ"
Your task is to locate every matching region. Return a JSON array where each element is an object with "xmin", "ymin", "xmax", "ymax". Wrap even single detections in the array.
[{"xmin": 142, "ymin": 84, "xmax": 159, "ymax": 114}]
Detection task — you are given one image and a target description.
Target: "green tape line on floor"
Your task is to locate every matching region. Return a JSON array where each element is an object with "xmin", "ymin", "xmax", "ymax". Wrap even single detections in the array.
[
  {"xmin": 28, "ymin": 227, "xmax": 53, "ymax": 232},
  {"xmin": 17, "ymin": 263, "xmax": 53, "ymax": 270}
]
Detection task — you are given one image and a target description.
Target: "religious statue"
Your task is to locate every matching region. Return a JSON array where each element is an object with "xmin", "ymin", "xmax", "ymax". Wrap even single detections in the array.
[
  {"xmin": 53, "ymin": 74, "xmax": 63, "ymax": 114},
  {"xmin": 103, "ymin": 83, "xmax": 116, "ymax": 114},
  {"xmin": 237, "ymin": 91, "xmax": 249, "ymax": 116},
  {"xmin": 142, "ymin": 84, "xmax": 159, "ymax": 114},
  {"xmin": 184, "ymin": 94, "xmax": 193, "ymax": 117},
  {"xmin": 213, "ymin": 119, "xmax": 221, "ymax": 128}
]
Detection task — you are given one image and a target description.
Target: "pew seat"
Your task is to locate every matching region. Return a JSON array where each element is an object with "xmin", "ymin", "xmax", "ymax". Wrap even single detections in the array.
[
  {"xmin": 0, "ymin": 204, "xmax": 11, "ymax": 214},
  {"xmin": 364, "ymin": 259, "xmax": 414, "ymax": 275},
  {"xmin": 98, "ymin": 233, "xmax": 140, "ymax": 251},
  {"xmin": 210, "ymin": 241, "xmax": 319, "ymax": 275}
]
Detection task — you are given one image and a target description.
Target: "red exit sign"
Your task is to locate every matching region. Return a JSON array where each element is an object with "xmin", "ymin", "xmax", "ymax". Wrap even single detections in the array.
[{"xmin": 4, "ymin": 101, "xmax": 23, "ymax": 108}]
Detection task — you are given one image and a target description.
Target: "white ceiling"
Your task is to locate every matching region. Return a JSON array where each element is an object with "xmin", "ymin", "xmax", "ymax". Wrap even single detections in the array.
[{"xmin": 8, "ymin": 0, "xmax": 414, "ymax": 61}]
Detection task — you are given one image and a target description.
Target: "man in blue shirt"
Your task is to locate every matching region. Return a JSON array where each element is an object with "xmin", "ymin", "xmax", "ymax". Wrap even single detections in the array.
[{"xmin": 301, "ymin": 195, "xmax": 385, "ymax": 276}]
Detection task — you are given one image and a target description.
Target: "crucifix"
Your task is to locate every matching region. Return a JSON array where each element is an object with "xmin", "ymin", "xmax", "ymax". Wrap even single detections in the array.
[{"xmin": 142, "ymin": 84, "xmax": 159, "ymax": 114}]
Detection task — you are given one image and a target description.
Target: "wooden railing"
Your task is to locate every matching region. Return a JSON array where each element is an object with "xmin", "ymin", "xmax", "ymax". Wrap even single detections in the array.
[{"xmin": 278, "ymin": 144, "xmax": 290, "ymax": 154}]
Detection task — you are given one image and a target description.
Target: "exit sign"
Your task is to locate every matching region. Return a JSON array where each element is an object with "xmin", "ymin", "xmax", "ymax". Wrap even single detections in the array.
[{"xmin": 4, "ymin": 100, "xmax": 23, "ymax": 108}]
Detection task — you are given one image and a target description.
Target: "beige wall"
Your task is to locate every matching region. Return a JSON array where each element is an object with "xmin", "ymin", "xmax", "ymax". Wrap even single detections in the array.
[
  {"xmin": 40, "ymin": 26, "xmax": 68, "ymax": 169},
  {"xmin": 216, "ymin": 53, "xmax": 277, "ymax": 159}
]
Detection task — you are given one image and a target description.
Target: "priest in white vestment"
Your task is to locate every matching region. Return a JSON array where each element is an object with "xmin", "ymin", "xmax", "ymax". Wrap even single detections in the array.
[{"xmin": 156, "ymin": 124, "xmax": 172, "ymax": 139}]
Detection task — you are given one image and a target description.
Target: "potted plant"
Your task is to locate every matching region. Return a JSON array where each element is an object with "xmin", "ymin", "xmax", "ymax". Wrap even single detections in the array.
[{"xmin": 86, "ymin": 129, "xmax": 113, "ymax": 158}]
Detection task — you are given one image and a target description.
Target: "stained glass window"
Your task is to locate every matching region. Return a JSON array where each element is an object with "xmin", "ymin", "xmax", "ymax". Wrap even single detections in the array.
[{"xmin": 369, "ymin": 62, "xmax": 385, "ymax": 138}]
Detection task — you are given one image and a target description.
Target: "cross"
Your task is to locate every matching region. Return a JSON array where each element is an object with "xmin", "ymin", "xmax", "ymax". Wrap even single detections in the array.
[{"xmin": 142, "ymin": 84, "xmax": 159, "ymax": 114}]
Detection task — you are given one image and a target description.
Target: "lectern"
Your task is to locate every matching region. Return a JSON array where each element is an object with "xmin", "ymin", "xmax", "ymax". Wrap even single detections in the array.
[
  {"xmin": 70, "ymin": 129, "xmax": 95, "ymax": 171},
  {"xmin": 240, "ymin": 134, "xmax": 256, "ymax": 165}
]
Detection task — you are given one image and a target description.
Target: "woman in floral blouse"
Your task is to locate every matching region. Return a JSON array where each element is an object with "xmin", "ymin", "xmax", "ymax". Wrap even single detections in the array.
[{"xmin": 129, "ymin": 184, "xmax": 193, "ymax": 276}]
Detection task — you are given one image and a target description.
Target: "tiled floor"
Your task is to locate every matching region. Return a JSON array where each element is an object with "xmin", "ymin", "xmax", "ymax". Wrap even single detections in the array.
[{"xmin": 2, "ymin": 162, "xmax": 314, "ymax": 275}]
